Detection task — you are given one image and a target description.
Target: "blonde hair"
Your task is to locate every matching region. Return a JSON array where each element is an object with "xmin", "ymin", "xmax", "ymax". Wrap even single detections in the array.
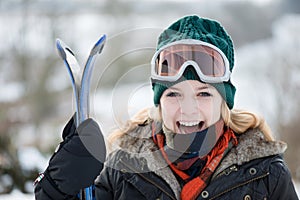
[
  {"xmin": 220, "ymin": 101, "xmax": 274, "ymax": 141},
  {"xmin": 107, "ymin": 108, "xmax": 154, "ymax": 150},
  {"xmin": 107, "ymin": 101, "xmax": 274, "ymax": 148}
]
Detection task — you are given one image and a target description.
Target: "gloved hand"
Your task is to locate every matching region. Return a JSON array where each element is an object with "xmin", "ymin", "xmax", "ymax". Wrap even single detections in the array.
[{"xmin": 35, "ymin": 115, "xmax": 106, "ymax": 200}]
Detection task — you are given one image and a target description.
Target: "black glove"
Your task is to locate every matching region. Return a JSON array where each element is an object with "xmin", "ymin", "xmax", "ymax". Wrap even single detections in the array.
[{"xmin": 35, "ymin": 115, "xmax": 106, "ymax": 200}]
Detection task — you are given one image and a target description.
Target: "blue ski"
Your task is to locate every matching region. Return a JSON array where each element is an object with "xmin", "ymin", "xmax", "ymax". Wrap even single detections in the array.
[
  {"xmin": 56, "ymin": 34, "xmax": 106, "ymax": 200},
  {"xmin": 80, "ymin": 35, "xmax": 106, "ymax": 125},
  {"xmin": 55, "ymin": 39, "xmax": 81, "ymax": 125}
]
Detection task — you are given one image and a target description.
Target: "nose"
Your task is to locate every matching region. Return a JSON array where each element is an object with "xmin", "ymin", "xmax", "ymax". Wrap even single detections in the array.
[{"xmin": 179, "ymin": 95, "xmax": 200, "ymax": 117}]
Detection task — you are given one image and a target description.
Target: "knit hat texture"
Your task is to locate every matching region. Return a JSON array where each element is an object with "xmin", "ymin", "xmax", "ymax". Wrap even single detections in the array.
[{"xmin": 152, "ymin": 15, "xmax": 236, "ymax": 109}]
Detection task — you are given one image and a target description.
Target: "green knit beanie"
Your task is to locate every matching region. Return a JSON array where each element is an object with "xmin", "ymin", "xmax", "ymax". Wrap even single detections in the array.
[{"xmin": 152, "ymin": 15, "xmax": 236, "ymax": 109}]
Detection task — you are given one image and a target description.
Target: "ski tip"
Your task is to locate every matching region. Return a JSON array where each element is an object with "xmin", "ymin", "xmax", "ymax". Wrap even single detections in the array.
[
  {"xmin": 55, "ymin": 39, "xmax": 66, "ymax": 60},
  {"xmin": 55, "ymin": 38, "xmax": 62, "ymax": 50},
  {"xmin": 56, "ymin": 38, "xmax": 76, "ymax": 59},
  {"xmin": 91, "ymin": 34, "xmax": 106, "ymax": 55},
  {"xmin": 96, "ymin": 34, "xmax": 106, "ymax": 46}
]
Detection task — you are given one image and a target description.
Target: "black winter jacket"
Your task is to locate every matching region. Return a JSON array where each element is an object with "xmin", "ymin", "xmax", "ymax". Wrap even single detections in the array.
[
  {"xmin": 94, "ymin": 123, "xmax": 299, "ymax": 200},
  {"xmin": 35, "ymin": 120, "xmax": 299, "ymax": 200}
]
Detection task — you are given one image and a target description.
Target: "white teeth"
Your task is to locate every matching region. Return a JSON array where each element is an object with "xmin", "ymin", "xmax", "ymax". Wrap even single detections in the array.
[{"xmin": 179, "ymin": 121, "xmax": 199, "ymax": 127}]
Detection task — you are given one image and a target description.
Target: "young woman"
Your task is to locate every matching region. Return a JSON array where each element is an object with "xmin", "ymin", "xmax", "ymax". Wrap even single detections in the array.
[{"xmin": 35, "ymin": 15, "xmax": 299, "ymax": 200}]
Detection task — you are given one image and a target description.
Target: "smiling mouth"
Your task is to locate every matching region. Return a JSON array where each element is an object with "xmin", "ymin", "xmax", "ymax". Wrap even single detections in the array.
[{"xmin": 176, "ymin": 121, "xmax": 205, "ymax": 134}]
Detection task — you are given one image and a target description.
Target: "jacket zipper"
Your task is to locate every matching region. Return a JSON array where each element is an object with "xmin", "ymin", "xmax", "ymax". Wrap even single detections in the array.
[
  {"xmin": 209, "ymin": 172, "xmax": 270, "ymax": 200},
  {"xmin": 215, "ymin": 165, "xmax": 238, "ymax": 178},
  {"xmin": 120, "ymin": 159, "xmax": 177, "ymax": 200}
]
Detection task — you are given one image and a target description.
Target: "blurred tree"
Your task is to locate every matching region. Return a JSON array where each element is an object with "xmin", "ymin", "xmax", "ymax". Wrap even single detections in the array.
[
  {"xmin": 280, "ymin": 0, "xmax": 300, "ymax": 14},
  {"xmin": 282, "ymin": 116, "xmax": 300, "ymax": 181},
  {"xmin": 0, "ymin": 0, "xmax": 67, "ymax": 193},
  {"xmin": 0, "ymin": 113, "xmax": 39, "ymax": 193},
  {"xmin": 238, "ymin": 14, "xmax": 300, "ymax": 181},
  {"xmin": 221, "ymin": 1, "xmax": 277, "ymax": 47},
  {"xmin": 271, "ymin": 17, "xmax": 300, "ymax": 180}
]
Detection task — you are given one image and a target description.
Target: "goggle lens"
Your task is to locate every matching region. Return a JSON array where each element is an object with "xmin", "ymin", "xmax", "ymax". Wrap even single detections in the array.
[{"xmin": 154, "ymin": 43, "xmax": 227, "ymax": 79}]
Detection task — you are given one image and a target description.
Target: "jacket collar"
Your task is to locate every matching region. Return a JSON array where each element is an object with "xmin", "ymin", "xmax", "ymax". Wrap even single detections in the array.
[
  {"xmin": 110, "ymin": 122, "xmax": 287, "ymax": 199},
  {"xmin": 214, "ymin": 128, "xmax": 287, "ymax": 176}
]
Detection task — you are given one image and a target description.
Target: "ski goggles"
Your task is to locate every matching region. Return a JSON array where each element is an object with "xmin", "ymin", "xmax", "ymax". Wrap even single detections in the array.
[{"xmin": 151, "ymin": 39, "xmax": 231, "ymax": 83}]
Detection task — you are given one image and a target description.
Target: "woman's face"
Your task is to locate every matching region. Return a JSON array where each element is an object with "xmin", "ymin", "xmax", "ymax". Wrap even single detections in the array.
[{"xmin": 160, "ymin": 80, "xmax": 223, "ymax": 134}]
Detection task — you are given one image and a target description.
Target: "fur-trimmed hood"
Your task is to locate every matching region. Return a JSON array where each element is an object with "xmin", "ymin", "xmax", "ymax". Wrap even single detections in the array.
[{"xmin": 109, "ymin": 122, "xmax": 287, "ymax": 199}]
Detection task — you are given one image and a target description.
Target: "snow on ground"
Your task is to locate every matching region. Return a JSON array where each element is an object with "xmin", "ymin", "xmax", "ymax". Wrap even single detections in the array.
[{"xmin": 0, "ymin": 190, "xmax": 34, "ymax": 200}]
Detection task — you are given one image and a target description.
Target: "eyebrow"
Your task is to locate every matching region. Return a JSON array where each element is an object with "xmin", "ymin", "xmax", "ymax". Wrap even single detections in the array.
[
  {"xmin": 167, "ymin": 87, "xmax": 180, "ymax": 92},
  {"xmin": 168, "ymin": 85, "xmax": 212, "ymax": 91},
  {"xmin": 196, "ymin": 86, "xmax": 211, "ymax": 90},
  {"xmin": 196, "ymin": 85, "xmax": 214, "ymax": 90}
]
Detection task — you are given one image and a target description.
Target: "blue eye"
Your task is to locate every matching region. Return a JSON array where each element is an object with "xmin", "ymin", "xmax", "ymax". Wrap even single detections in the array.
[
  {"xmin": 198, "ymin": 92, "xmax": 212, "ymax": 97},
  {"xmin": 166, "ymin": 92, "xmax": 180, "ymax": 97}
]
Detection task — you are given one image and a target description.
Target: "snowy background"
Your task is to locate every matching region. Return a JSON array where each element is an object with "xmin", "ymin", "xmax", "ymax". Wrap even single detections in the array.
[{"xmin": 0, "ymin": 0, "xmax": 300, "ymax": 199}]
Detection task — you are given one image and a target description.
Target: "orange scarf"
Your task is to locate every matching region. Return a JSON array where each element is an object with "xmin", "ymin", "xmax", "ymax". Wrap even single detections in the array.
[{"xmin": 152, "ymin": 123, "xmax": 238, "ymax": 200}]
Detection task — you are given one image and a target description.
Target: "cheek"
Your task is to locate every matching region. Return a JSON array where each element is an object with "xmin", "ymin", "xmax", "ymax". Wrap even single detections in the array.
[
  {"xmin": 161, "ymin": 99, "xmax": 179, "ymax": 128},
  {"xmin": 210, "ymin": 99, "xmax": 222, "ymax": 123},
  {"xmin": 198, "ymin": 98, "xmax": 222, "ymax": 124},
  {"xmin": 211, "ymin": 103, "xmax": 221, "ymax": 121}
]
